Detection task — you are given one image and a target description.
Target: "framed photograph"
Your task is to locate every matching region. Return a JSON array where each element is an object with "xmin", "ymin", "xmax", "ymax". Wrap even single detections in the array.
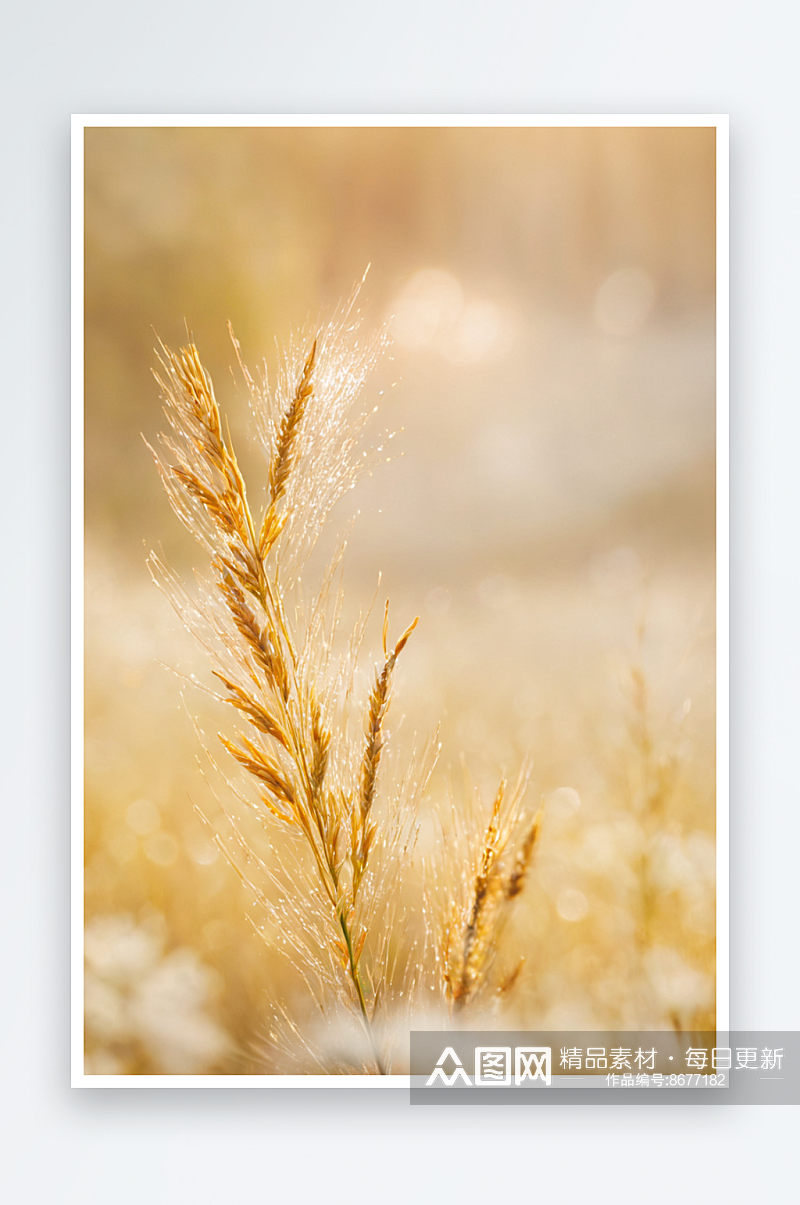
[{"xmin": 74, "ymin": 116, "xmax": 726, "ymax": 1084}]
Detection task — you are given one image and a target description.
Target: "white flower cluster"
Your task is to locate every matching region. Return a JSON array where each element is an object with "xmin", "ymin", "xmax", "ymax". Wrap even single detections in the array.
[{"xmin": 84, "ymin": 913, "xmax": 232, "ymax": 1075}]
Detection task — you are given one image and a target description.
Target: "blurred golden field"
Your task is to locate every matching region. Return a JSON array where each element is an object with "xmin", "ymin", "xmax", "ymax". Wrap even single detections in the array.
[{"xmin": 83, "ymin": 125, "xmax": 716, "ymax": 1074}]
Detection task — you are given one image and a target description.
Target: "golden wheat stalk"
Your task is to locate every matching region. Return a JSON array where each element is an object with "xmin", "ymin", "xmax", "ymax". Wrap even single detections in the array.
[
  {"xmin": 442, "ymin": 770, "xmax": 542, "ymax": 1013},
  {"xmin": 148, "ymin": 303, "xmax": 416, "ymax": 1072},
  {"xmin": 149, "ymin": 295, "xmax": 545, "ymax": 1069}
]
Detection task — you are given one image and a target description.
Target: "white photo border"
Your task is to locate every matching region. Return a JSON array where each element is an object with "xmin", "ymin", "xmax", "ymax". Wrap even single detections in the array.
[{"xmin": 72, "ymin": 113, "xmax": 729, "ymax": 1087}]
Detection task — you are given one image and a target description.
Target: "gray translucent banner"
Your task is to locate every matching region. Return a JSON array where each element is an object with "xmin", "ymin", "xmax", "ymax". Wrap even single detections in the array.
[{"xmin": 410, "ymin": 1032, "xmax": 799, "ymax": 1105}]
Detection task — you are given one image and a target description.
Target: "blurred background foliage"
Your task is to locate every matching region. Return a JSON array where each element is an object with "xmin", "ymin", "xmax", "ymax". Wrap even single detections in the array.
[{"xmin": 84, "ymin": 126, "xmax": 716, "ymax": 1073}]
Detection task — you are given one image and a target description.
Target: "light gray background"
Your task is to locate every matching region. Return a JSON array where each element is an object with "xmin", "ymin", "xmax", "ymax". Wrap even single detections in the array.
[{"xmin": 3, "ymin": 2, "xmax": 797, "ymax": 1201}]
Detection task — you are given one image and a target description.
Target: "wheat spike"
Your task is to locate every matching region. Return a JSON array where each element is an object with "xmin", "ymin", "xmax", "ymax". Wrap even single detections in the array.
[{"xmin": 149, "ymin": 306, "xmax": 411, "ymax": 1073}]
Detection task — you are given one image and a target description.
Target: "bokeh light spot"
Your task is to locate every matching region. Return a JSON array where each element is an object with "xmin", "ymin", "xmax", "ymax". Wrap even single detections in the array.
[
  {"xmin": 593, "ymin": 267, "xmax": 656, "ymax": 337},
  {"xmin": 144, "ymin": 832, "xmax": 179, "ymax": 867},
  {"xmin": 390, "ymin": 268, "xmax": 464, "ymax": 349},
  {"xmin": 557, "ymin": 887, "xmax": 589, "ymax": 922},
  {"xmin": 125, "ymin": 797, "xmax": 161, "ymax": 836}
]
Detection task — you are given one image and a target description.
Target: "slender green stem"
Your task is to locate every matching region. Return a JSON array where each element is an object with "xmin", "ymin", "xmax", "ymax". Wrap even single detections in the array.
[{"xmin": 338, "ymin": 910, "xmax": 386, "ymax": 1075}]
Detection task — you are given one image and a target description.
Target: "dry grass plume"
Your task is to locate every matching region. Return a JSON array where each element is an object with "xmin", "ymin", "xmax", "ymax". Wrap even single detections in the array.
[{"xmin": 147, "ymin": 293, "xmax": 543, "ymax": 1070}]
